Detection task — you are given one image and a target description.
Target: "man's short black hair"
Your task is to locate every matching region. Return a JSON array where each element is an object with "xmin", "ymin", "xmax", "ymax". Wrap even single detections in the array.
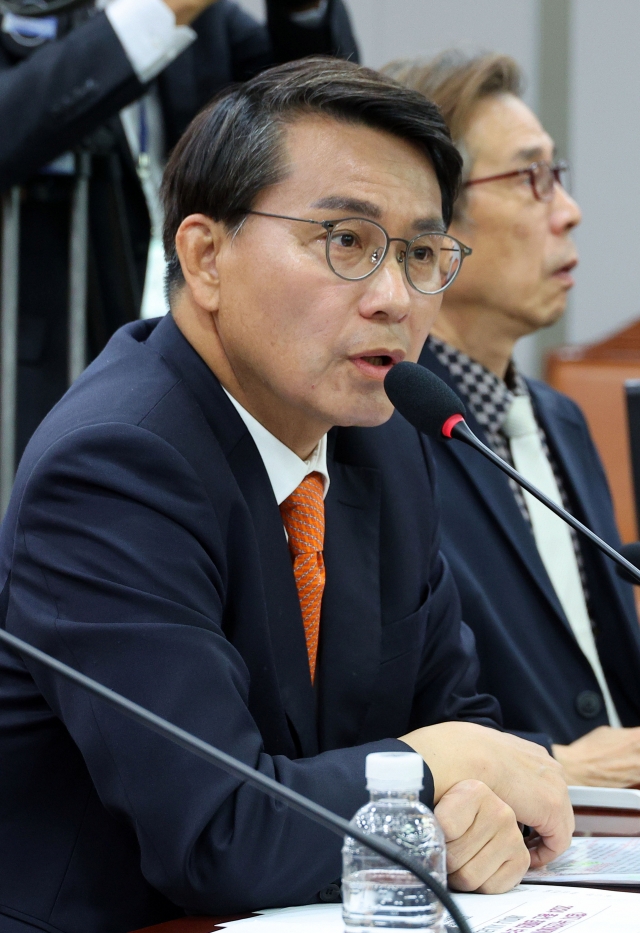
[{"xmin": 161, "ymin": 56, "xmax": 462, "ymax": 298}]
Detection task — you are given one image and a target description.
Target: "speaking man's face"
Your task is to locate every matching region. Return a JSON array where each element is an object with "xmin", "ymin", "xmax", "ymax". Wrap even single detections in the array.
[
  {"xmin": 184, "ymin": 115, "xmax": 446, "ymax": 452},
  {"xmin": 447, "ymin": 93, "xmax": 581, "ymax": 336}
]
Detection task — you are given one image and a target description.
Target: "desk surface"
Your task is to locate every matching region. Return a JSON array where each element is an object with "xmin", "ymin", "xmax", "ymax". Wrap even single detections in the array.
[{"xmin": 129, "ymin": 808, "xmax": 640, "ymax": 933}]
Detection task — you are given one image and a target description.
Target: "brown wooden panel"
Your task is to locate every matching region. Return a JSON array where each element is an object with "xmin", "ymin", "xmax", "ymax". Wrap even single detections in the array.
[
  {"xmin": 558, "ymin": 319, "xmax": 640, "ymax": 360},
  {"xmin": 545, "ymin": 354, "xmax": 640, "ymax": 543},
  {"xmin": 573, "ymin": 806, "xmax": 640, "ymax": 837}
]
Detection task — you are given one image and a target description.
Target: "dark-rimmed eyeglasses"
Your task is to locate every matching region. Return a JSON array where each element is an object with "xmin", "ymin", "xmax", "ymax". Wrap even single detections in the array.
[
  {"xmin": 243, "ymin": 210, "xmax": 472, "ymax": 295},
  {"xmin": 464, "ymin": 160, "xmax": 570, "ymax": 202}
]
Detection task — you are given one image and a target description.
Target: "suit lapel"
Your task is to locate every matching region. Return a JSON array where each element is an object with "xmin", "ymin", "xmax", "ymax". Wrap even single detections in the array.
[
  {"xmin": 529, "ymin": 384, "xmax": 601, "ymax": 539},
  {"xmin": 420, "ymin": 347, "xmax": 569, "ymax": 628},
  {"xmin": 316, "ymin": 438, "xmax": 382, "ymax": 751},
  {"xmin": 145, "ymin": 315, "xmax": 318, "ymax": 756}
]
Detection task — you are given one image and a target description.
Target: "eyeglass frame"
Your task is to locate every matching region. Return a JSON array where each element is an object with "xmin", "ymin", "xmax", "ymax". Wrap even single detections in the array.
[
  {"xmin": 464, "ymin": 159, "xmax": 570, "ymax": 203},
  {"xmin": 242, "ymin": 210, "xmax": 473, "ymax": 295}
]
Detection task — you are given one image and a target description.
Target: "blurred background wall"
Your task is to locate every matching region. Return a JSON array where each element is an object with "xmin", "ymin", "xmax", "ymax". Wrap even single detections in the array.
[{"xmin": 238, "ymin": 0, "xmax": 640, "ymax": 378}]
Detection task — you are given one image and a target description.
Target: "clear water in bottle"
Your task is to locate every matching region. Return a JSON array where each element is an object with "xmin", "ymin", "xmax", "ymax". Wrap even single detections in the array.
[{"xmin": 342, "ymin": 751, "xmax": 446, "ymax": 931}]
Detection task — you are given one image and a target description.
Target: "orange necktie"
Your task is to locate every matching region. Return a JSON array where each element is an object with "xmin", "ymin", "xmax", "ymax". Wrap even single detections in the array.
[{"xmin": 280, "ymin": 472, "xmax": 326, "ymax": 683}]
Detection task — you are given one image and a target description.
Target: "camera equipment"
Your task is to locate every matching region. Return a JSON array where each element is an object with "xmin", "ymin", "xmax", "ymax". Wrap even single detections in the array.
[
  {"xmin": 0, "ymin": 0, "xmax": 91, "ymax": 17},
  {"xmin": 1, "ymin": 157, "xmax": 90, "ymax": 515}
]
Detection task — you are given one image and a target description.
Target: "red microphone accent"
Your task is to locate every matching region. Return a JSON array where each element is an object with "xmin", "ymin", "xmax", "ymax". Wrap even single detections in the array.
[{"xmin": 442, "ymin": 413, "xmax": 464, "ymax": 438}]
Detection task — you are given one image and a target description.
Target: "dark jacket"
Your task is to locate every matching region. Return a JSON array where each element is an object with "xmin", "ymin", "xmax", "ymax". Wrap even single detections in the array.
[
  {"xmin": 420, "ymin": 343, "xmax": 640, "ymax": 748},
  {"xmin": 0, "ymin": 0, "xmax": 358, "ymax": 457},
  {"xmin": 0, "ymin": 315, "xmax": 500, "ymax": 933}
]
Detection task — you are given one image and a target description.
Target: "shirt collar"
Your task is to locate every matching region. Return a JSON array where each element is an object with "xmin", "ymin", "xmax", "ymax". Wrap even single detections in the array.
[
  {"xmin": 426, "ymin": 334, "xmax": 528, "ymax": 437},
  {"xmin": 223, "ymin": 389, "xmax": 330, "ymax": 506}
]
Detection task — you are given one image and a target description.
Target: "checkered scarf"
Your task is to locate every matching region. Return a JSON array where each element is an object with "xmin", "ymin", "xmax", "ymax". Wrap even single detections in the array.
[{"xmin": 426, "ymin": 334, "xmax": 591, "ymax": 610}]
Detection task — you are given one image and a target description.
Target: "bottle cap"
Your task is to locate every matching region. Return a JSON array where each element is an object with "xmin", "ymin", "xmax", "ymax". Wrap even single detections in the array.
[{"xmin": 365, "ymin": 752, "xmax": 424, "ymax": 792}]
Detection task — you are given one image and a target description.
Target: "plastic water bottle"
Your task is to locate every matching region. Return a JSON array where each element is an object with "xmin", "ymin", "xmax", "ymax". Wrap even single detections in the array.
[{"xmin": 342, "ymin": 751, "xmax": 446, "ymax": 931}]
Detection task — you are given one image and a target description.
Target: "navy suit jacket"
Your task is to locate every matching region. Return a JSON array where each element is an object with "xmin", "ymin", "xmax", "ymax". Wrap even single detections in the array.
[
  {"xmin": 419, "ymin": 344, "xmax": 640, "ymax": 748},
  {"xmin": 0, "ymin": 316, "xmax": 500, "ymax": 933}
]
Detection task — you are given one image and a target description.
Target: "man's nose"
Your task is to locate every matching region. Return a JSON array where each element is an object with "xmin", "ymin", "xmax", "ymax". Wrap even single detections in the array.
[
  {"xmin": 551, "ymin": 183, "xmax": 582, "ymax": 232},
  {"xmin": 358, "ymin": 250, "xmax": 412, "ymax": 322}
]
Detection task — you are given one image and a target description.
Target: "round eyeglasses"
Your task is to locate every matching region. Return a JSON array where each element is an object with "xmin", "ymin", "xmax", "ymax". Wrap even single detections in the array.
[
  {"xmin": 243, "ymin": 211, "xmax": 472, "ymax": 295},
  {"xmin": 465, "ymin": 160, "xmax": 570, "ymax": 203}
]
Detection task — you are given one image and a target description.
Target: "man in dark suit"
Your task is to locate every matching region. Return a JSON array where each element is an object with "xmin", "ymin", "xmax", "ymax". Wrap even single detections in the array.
[
  {"xmin": 0, "ymin": 0, "xmax": 358, "ymax": 460},
  {"xmin": 0, "ymin": 58, "xmax": 572, "ymax": 933},
  {"xmin": 385, "ymin": 51, "xmax": 640, "ymax": 786}
]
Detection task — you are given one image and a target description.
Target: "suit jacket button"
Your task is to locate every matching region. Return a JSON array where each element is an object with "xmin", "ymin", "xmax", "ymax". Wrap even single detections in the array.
[
  {"xmin": 575, "ymin": 690, "xmax": 602, "ymax": 719},
  {"xmin": 318, "ymin": 882, "xmax": 341, "ymax": 903}
]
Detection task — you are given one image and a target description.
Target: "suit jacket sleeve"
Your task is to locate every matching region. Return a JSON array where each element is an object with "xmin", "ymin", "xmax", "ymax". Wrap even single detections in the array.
[
  {"xmin": 0, "ymin": 0, "xmax": 358, "ymax": 189},
  {"xmin": 0, "ymin": 13, "xmax": 144, "ymax": 190},
  {"xmin": 7, "ymin": 422, "xmax": 410, "ymax": 915}
]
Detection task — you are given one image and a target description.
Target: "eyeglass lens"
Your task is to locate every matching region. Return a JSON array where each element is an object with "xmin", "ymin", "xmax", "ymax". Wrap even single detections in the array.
[
  {"xmin": 532, "ymin": 162, "xmax": 569, "ymax": 201},
  {"xmin": 326, "ymin": 219, "xmax": 462, "ymax": 294}
]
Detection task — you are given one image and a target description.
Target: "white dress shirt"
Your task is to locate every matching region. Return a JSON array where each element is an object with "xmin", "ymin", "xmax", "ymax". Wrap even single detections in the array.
[
  {"xmin": 223, "ymin": 389, "xmax": 330, "ymax": 506},
  {"xmin": 105, "ymin": 0, "xmax": 196, "ymax": 84}
]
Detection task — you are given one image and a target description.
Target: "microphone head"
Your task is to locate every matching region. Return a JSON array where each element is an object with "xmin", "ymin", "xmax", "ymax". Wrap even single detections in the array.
[
  {"xmin": 384, "ymin": 361, "xmax": 466, "ymax": 439},
  {"xmin": 616, "ymin": 542, "xmax": 640, "ymax": 584}
]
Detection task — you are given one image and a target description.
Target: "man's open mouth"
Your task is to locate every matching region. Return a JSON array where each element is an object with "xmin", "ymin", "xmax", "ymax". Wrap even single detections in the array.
[
  {"xmin": 350, "ymin": 352, "xmax": 403, "ymax": 380},
  {"xmin": 360, "ymin": 355, "xmax": 394, "ymax": 366}
]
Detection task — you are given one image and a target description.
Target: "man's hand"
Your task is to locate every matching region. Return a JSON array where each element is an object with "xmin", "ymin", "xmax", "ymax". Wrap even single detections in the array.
[
  {"xmin": 163, "ymin": 0, "xmax": 220, "ymax": 27},
  {"xmin": 400, "ymin": 721, "xmax": 573, "ymax": 870},
  {"xmin": 553, "ymin": 726, "xmax": 640, "ymax": 787},
  {"xmin": 435, "ymin": 780, "xmax": 531, "ymax": 893}
]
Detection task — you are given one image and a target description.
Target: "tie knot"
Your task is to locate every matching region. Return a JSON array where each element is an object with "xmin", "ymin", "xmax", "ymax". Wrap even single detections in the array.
[
  {"xmin": 502, "ymin": 395, "xmax": 539, "ymax": 440},
  {"xmin": 280, "ymin": 472, "xmax": 325, "ymax": 556}
]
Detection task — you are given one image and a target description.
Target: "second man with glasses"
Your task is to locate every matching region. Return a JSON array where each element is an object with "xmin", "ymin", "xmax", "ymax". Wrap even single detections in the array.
[{"xmin": 386, "ymin": 50, "xmax": 640, "ymax": 787}]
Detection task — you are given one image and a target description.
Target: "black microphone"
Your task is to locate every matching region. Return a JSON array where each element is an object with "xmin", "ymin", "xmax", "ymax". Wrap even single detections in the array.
[
  {"xmin": 385, "ymin": 361, "xmax": 640, "ymax": 588},
  {"xmin": 0, "ymin": 625, "xmax": 472, "ymax": 933}
]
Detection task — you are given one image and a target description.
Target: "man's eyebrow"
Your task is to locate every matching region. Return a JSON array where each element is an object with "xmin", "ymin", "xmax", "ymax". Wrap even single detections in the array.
[
  {"xmin": 310, "ymin": 196, "xmax": 382, "ymax": 218},
  {"xmin": 511, "ymin": 145, "xmax": 555, "ymax": 165},
  {"xmin": 309, "ymin": 197, "xmax": 445, "ymax": 234},
  {"xmin": 412, "ymin": 217, "xmax": 446, "ymax": 234}
]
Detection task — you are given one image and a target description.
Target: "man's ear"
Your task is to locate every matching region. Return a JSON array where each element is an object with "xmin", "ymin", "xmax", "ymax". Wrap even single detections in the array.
[{"xmin": 174, "ymin": 214, "xmax": 226, "ymax": 312}]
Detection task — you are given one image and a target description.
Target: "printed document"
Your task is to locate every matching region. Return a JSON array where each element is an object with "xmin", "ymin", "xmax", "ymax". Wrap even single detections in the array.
[
  {"xmin": 525, "ymin": 836, "xmax": 640, "ymax": 885},
  {"xmin": 217, "ymin": 883, "xmax": 640, "ymax": 932}
]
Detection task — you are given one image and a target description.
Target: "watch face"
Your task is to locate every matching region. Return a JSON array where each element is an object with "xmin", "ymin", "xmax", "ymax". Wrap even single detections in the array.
[
  {"xmin": 1, "ymin": 0, "xmax": 95, "ymax": 50},
  {"xmin": 1, "ymin": 14, "xmax": 55, "ymax": 57}
]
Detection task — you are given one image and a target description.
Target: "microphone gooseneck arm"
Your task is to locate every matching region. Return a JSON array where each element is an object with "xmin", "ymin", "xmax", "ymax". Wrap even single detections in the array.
[
  {"xmin": 450, "ymin": 418, "xmax": 640, "ymax": 587},
  {"xmin": 382, "ymin": 361, "xmax": 640, "ymax": 588},
  {"xmin": 0, "ymin": 626, "xmax": 473, "ymax": 933}
]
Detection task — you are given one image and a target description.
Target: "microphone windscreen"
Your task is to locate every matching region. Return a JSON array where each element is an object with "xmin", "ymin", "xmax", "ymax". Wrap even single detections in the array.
[
  {"xmin": 384, "ymin": 361, "xmax": 466, "ymax": 438},
  {"xmin": 616, "ymin": 542, "xmax": 640, "ymax": 584}
]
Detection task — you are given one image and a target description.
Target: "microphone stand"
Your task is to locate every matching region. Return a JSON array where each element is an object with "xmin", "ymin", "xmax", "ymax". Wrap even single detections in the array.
[
  {"xmin": 0, "ymin": 625, "xmax": 473, "ymax": 933},
  {"xmin": 448, "ymin": 417, "xmax": 640, "ymax": 587},
  {"xmin": 1, "ymin": 186, "xmax": 20, "ymax": 518}
]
